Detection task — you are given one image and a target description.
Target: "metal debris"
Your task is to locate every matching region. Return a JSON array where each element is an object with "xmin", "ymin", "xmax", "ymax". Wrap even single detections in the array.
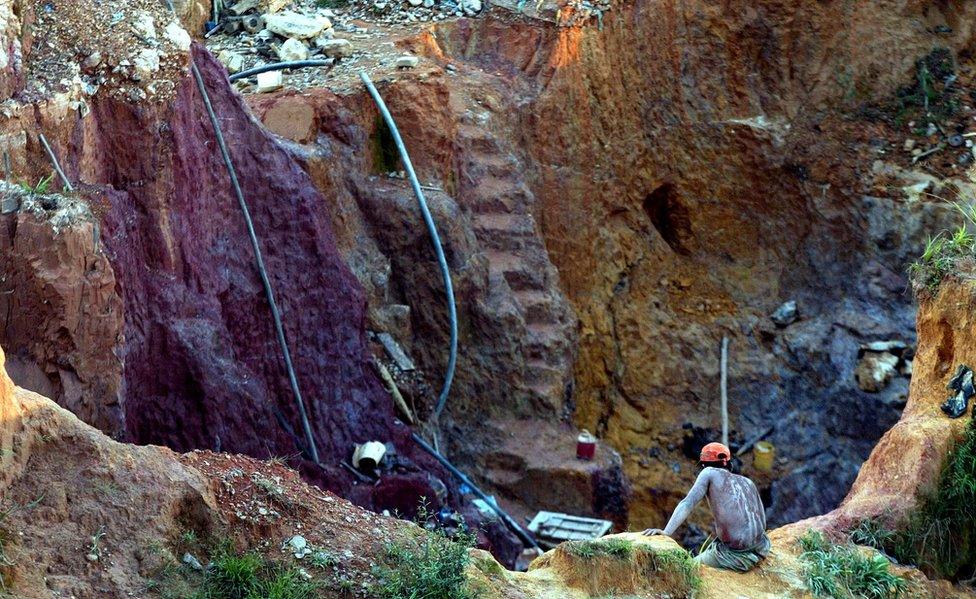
[{"xmin": 527, "ymin": 511, "xmax": 613, "ymax": 548}]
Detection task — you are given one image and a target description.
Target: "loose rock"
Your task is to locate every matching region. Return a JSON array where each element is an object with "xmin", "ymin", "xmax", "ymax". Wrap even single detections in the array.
[
  {"xmin": 278, "ymin": 38, "xmax": 309, "ymax": 61},
  {"xmin": 320, "ymin": 38, "xmax": 353, "ymax": 58},
  {"xmin": 264, "ymin": 11, "xmax": 332, "ymax": 39},
  {"xmin": 256, "ymin": 70, "xmax": 284, "ymax": 93},
  {"xmin": 855, "ymin": 352, "xmax": 899, "ymax": 392},
  {"xmin": 770, "ymin": 300, "xmax": 799, "ymax": 327},
  {"xmin": 218, "ymin": 51, "xmax": 245, "ymax": 74},
  {"xmin": 395, "ymin": 55, "xmax": 419, "ymax": 69},
  {"xmin": 164, "ymin": 21, "xmax": 192, "ymax": 51}
]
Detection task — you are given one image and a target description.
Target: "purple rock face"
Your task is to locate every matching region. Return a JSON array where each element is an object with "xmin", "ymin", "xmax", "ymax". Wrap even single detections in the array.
[{"xmin": 95, "ymin": 48, "xmax": 439, "ymax": 504}]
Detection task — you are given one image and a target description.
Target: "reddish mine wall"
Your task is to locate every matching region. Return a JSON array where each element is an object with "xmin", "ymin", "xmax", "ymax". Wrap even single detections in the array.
[{"xmin": 0, "ymin": 48, "xmax": 473, "ymax": 540}]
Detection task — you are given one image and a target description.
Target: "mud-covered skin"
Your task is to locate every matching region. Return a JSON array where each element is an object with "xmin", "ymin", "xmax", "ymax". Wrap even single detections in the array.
[{"xmin": 643, "ymin": 467, "xmax": 766, "ymax": 550}]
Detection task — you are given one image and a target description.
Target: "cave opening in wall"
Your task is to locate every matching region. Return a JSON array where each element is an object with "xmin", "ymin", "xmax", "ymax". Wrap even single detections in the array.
[{"xmin": 643, "ymin": 183, "xmax": 692, "ymax": 254}]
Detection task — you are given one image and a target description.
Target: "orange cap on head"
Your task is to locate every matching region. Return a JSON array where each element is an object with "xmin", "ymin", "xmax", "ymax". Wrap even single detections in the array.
[{"xmin": 700, "ymin": 442, "xmax": 731, "ymax": 464}]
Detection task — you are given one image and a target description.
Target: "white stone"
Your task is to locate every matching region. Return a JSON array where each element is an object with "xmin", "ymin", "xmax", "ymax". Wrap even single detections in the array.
[
  {"xmin": 264, "ymin": 11, "xmax": 331, "ymax": 39},
  {"xmin": 462, "ymin": 0, "xmax": 482, "ymax": 14},
  {"xmin": 408, "ymin": 0, "xmax": 422, "ymax": 6},
  {"xmin": 133, "ymin": 48, "xmax": 161, "ymax": 78},
  {"xmin": 395, "ymin": 55, "xmax": 419, "ymax": 68},
  {"xmin": 423, "ymin": 0, "xmax": 434, "ymax": 7},
  {"xmin": 164, "ymin": 21, "xmax": 192, "ymax": 51},
  {"xmin": 319, "ymin": 38, "xmax": 353, "ymax": 58},
  {"xmin": 131, "ymin": 11, "xmax": 157, "ymax": 40},
  {"xmin": 277, "ymin": 38, "xmax": 309, "ymax": 61},
  {"xmin": 855, "ymin": 352, "xmax": 900, "ymax": 393},
  {"xmin": 256, "ymin": 70, "xmax": 284, "ymax": 93},
  {"xmin": 217, "ymin": 50, "xmax": 245, "ymax": 73},
  {"xmin": 313, "ymin": 29, "xmax": 336, "ymax": 47}
]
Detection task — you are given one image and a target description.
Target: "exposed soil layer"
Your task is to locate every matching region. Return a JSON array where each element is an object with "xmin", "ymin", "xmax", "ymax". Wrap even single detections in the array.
[
  {"xmin": 234, "ymin": 0, "xmax": 976, "ymax": 535},
  {"xmin": 0, "ymin": 0, "xmax": 461, "ymax": 543}
]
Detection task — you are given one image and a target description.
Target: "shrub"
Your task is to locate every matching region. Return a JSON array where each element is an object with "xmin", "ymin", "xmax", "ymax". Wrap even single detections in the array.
[
  {"xmin": 799, "ymin": 531, "xmax": 905, "ymax": 599},
  {"xmin": 371, "ymin": 524, "xmax": 477, "ymax": 599}
]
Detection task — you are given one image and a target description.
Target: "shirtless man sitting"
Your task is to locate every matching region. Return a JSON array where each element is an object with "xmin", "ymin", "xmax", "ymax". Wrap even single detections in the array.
[{"xmin": 643, "ymin": 442, "xmax": 770, "ymax": 572}]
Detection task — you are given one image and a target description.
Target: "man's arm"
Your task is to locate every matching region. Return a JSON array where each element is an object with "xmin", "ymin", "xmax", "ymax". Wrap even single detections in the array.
[{"xmin": 643, "ymin": 468, "xmax": 712, "ymax": 536}]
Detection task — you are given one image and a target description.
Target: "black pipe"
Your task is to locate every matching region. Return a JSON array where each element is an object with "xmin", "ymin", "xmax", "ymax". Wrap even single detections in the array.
[
  {"xmin": 229, "ymin": 60, "xmax": 334, "ymax": 82},
  {"xmin": 412, "ymin": 432, "xmax": 540, "ymax": 550}
]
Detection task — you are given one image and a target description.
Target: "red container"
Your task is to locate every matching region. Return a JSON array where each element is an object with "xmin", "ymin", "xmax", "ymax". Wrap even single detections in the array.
[{"xmin": 576, "ymin": 430, "xmax": 596, "ymax": 460}]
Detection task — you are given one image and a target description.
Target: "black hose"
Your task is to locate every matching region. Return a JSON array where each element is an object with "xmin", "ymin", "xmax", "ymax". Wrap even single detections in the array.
[
  {"xmin": 360, "ymin": 71, "xmax": 458, "ymax": 422},
  {"xmin": 412, "ymin": 432, "xmax": 540, "ymax": 550},
  {"xmin": 190, "ymin": 60, "xmax": 322, "ymax": 465},
  {"xmin": 229, "ymin": 60, "xmax": 334, "ymax": 82}
]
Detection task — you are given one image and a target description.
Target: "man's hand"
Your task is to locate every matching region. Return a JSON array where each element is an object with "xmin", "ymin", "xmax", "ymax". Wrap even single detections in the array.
[{"xmin": 642, "ymin": 528, "xmax": 667, "ymax": 536}]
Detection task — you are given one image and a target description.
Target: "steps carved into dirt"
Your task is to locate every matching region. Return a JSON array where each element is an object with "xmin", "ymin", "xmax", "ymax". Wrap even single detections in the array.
[{"xmin": 455, "ymin": 119, "xmax": 578, "ymax": 414}]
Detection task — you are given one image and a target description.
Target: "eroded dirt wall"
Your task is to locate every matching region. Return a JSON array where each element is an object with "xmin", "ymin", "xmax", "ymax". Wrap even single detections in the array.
[{"xmin": 425, "ymin": 0, "xmax": 976, "ymax": 528}]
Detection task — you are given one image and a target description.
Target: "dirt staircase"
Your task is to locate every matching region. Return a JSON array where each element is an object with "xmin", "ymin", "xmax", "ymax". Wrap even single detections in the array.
[{"xmin": 455, "ymin": 121, "xmax": 577, "ymax": 414}]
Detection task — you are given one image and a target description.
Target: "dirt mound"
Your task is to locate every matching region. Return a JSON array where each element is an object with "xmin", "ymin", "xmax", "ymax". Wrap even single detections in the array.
[
  {"xmin": 468, "ymin": 531, "xmax": 968, "ymax": 599},
  {"xmin": 0, "ymin": 342, "xmax": 420, "ymax": 597}
]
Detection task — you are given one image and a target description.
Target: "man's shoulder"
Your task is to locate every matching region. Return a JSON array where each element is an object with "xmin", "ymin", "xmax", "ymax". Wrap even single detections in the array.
[{"xmin": 702, "ymin": 468, "xmax": 756, "ymax": 486}]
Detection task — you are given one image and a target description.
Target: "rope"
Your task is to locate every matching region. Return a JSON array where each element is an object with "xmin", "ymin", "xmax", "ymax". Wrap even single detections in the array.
[
  {"xmin": 359, "ymin": 71, "xmax": 458, "ymax": 422},
  {"xmin": 229, "ymin": 60, "xmax": 334, "ymax": 83},
  {"xmin": 190, "ymin": 59, "xmax": 321, "ymax": 464}
]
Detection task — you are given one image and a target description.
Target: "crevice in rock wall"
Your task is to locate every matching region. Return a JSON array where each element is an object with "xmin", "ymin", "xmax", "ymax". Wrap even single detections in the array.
[{"xmin": 643, "ymin": 183, "xmax": 691, "ymax": 255}]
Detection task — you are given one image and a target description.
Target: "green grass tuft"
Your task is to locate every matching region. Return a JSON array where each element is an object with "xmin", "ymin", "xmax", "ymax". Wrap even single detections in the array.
[
  {"xmin": 18, "ymin": 173, "xmax": 54, "ymax": 195},
  {"xmin": 892, "ymin": 48, "xmax": 959, "ymax": 128},
  {"xmin": 371, "ymin": 524, "xmax": 478, "ymax": 599},
  {"xmin": 566, "ymin": 538, "xmax": 635, "ymax": 561},
  {"xmin": 641, "ymin": 547, "xmax": 705, "ymax": 599},
  {"xmin": 149, "ymin": 539, "xmax": 318, "ymax": 599},
  {"xmin": 799, "ymin": 531, "xmax": 905, "ymax": 599},
  {"xmin": 908, "ymin": 202, "xmax": 976, "ymax": 295}
]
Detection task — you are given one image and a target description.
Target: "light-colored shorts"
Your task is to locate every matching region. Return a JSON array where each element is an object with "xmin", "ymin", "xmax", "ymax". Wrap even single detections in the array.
[{"xmin": 696, "ymin": 534, "xmax": 771, "ymax": 572}]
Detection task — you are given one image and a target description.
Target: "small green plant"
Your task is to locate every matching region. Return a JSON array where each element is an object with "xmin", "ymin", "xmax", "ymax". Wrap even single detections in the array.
[
  {"xmin": 371, "ymin": 523, "xmax": 478, "ymax": 599},
  {"xmin": 908, "ymin": 201, "xmax": 976, "ymax": 295},
  {"xmin": 566, "ymin": 538, "xmax": 635, "ymax": 560},
  {"xmin": 638, "ymin": 547, "xmax": 702, "ymax": 599},
  {"xmin": 849, "ymin": 519, "xmax": 897, "ymax": 559},
  {"xmin": 253, "ymin": 476, "xmax": 283, "ymax": 499},
  {"xmin": 18, "ymin": 173, "xmax": 53, "ymax": 195},
  {"xmin": 309, "ymin": 550, "xmax": 338, "ymax": 570},
  {"xmin": 892, "ymin": 48, "xmax": 959, "ymax": 127},
  {"xmin": 315, "ymin": 0, "xmax": 350, "ymax": 7},
  {"xmin": 799, "ymin": 531, "xmax": 905, "ymax": 599},
  {"xmin": 150, "ymin": 539, "xmax": 318, "ymax": 599}
]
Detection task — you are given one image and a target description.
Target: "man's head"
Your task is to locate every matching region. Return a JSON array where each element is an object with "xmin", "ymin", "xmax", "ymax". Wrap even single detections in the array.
[{"xmin": 699, "ymin": 442, "xmax": 731, "ymax": 469}]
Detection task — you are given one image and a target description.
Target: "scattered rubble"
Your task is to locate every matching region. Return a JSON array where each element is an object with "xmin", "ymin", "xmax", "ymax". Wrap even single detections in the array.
[{"xmin": 25, "ymin": 0, "xmax": 192, "ymax": 101}]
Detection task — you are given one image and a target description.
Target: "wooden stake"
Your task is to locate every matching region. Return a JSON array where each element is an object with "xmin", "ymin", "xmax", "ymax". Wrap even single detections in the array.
[
  {"xmin": 374, "ymin": 360, "xmax": 415, "ymax": 424},
  {"xmin": 720, "ymin": 336, "xmax": 729, "ymax": 447}
]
